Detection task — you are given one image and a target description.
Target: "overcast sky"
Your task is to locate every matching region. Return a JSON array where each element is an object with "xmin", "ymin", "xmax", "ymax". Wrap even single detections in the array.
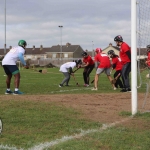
[{"xmin": 0, "ymin": 0, "xmax": 131, "ymax": 51}]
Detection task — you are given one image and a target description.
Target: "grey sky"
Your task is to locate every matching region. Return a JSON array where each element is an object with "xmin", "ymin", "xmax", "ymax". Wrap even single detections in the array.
[{"xmin": 0, "ymin": 0, "xmax": 131, "ymax": 51}]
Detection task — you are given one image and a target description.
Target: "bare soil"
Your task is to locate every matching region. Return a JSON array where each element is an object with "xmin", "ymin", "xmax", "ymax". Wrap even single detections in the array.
[{"xmin": 1, "ymin": 93, "xmax": 150, "ymax": 129}]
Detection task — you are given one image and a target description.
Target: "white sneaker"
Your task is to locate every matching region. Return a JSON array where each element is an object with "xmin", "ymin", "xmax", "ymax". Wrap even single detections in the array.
[
  {"xmin": 114, "ymin": 87, "xmax": 117, "ymax": 90},
  {"xmin": 91, "ymin": 87, "xmax": 98, "ymax": 91},
  {"xmin": 59, "ymin": 84, "xmax": 63, "ymax": 87}
]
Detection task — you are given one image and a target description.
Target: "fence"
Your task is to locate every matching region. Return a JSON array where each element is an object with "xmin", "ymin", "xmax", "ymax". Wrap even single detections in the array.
[{"xmin": 27, "ymin": 58, "xmax": 82, "ymax": 68}]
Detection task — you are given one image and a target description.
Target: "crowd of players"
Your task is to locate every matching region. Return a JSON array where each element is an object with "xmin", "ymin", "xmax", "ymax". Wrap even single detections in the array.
[{"xmin": 1, "ymin": 35, "xmax": 150, "ymax": 94}]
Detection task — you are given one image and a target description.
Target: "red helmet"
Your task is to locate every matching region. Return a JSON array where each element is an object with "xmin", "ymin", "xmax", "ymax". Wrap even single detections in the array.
[{"xmin": 95, "ymin": 48, "xmax": 102, "ymax": 54}]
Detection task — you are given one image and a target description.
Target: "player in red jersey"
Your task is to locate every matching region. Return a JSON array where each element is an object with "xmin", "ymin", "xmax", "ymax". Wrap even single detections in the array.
[
  {"xmin": 91, "ymin": 48, "xmax": 116, "ymax": 90},
  {"xmin": 81, "ymin": 51, "xmax": 95, "ymax": 87},
  {"xmin": 145, "ymin": 45, "xmax": 150, "ymax": 68},
  {"xmin": 114, "ymin": 35, "xmax": 131, "ymax": 92},
  {"xmin": 107, "ymin": 50, "xmax": 123, "ymax": 89}
]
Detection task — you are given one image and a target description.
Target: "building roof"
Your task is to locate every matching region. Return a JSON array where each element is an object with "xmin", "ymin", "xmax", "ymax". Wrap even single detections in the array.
[
  {"xmin": 0, "ymin": 44, "xmax": 81, "ymax": 55},
  {"xmin": 103, "ymin": 43, "xmax": 148, "ymax": 56},
  {"xmin": 47, "ymin": 45, "xmax": 81, "ymax": 53}
]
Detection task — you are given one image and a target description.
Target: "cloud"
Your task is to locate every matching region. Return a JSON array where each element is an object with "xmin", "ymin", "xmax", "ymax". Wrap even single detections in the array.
[{"xmin": 0, "ymin": 0, "xmax": 131, "ymax": 50}]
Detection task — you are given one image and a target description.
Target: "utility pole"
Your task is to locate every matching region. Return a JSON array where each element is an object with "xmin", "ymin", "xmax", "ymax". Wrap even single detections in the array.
[
  {"xmin": 4, "ymin": 0, "xmax": 6, "ymax": 54},
  {"xmin": 58, "ymin": 26, "xmax": 63, "ymax": 60}
]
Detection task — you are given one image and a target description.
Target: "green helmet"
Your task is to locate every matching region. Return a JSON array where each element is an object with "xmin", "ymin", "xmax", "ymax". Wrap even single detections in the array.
[{"xmin": 18, "ymin": 40, "xmax": 27, "ymax": 48}]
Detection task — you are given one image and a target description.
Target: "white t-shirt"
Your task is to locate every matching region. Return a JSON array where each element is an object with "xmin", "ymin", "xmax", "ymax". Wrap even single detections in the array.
[
  {"xmin": 59, "ymin": 62, "xmax": 76, "ymax": 72},
  {"xmin": 2, "ymin": 46, "xmax": 25, "ymax": 65}
]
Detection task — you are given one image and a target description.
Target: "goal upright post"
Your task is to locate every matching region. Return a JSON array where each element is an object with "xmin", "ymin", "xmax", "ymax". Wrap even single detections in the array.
[{"xmin": 131, "ymin": 0, "xmax": 138, "ymax": 115}]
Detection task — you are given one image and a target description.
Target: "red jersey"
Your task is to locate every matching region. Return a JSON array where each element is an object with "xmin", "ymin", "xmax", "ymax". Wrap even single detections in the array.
[
  {"xmin": 112, "ymin": 56, "xmax": 123, "ymax": 71},
  {"xmin": 147, "ymin": 52, "xmax": 150, "ymax": 67},
  {"xmin": 83, "ymin": 55, "xmax": 94, "ymax": 66},
  {"xmin": 94, "ymin": 53, "xmax": 111, "ymax": 68},
  {"xmin": 120, "ymin": 42, "xmax": 131, "ymax": 65}
]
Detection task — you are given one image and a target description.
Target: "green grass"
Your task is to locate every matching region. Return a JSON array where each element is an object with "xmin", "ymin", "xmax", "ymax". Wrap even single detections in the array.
[
  {"xmin": 0, "ymin": 100, "xmax": 101, "ymax": 149},
  {"xmin": 0, "ymin": 66, "xmax": 149, "ymax": 94},
  {"xmin": 0, "ymin": 67, "xmax": 150, "ymax": 150}
]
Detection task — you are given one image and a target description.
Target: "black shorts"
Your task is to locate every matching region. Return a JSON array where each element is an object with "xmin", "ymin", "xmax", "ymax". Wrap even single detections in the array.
[{"xmin": 3, "ymin": 65, "xmax": 20, "ymax": 75}]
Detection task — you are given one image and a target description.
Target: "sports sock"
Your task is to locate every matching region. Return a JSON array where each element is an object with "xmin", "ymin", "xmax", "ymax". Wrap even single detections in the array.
[
  {"xmin": 7, "ymin": 89, "xmax": 10, "ymax": 91},
  {"xmin": 15, "ymin": 88, "xmax": 19, "ymax": 91}
]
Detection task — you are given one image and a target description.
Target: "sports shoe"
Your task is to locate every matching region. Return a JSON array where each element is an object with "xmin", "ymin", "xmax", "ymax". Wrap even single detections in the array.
[
  {"xmin": 5, "ymin": 90, "xmax": 13, "ymax": 95},
  {"xmin": 59, "ymin": 84, "xmax": 63, "ymax": 87},
  {"xmin": 120, "ymin": 88, "xmax": 127, "ymax": 92},
  {"xmin": 91, "ymin": 87, "xmax": 98, "ymax": 91},
  {"xmin": 120, "ymin": 88, "xmax": 131, "ymax": 92},
  {"xmin": 84, "ymin": 84, "xmax": 89, "ymax": 87},
  {"xmin": 127, "ymin": 88, "xmax": 131, "ymax": 92},
  {"xmin": 13, "ymin": 90, "xmax": 24, "ymax": 95},
  {"xmin": 114, "ymin": 87, "xmax": 117, "ymax": 90}
]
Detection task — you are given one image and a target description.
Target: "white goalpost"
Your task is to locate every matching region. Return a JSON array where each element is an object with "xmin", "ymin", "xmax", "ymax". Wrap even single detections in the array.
[
  {"xmin": 131, "ymin": 0, "xmax": 150, "ymax": 115},
  {"xmin": 131, "ymin": 0, "xmax": 137, "ymax": 115}
]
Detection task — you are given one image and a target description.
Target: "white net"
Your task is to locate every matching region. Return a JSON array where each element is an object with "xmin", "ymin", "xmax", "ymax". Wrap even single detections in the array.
[
  {"xmin": 137, "ymin": 0, "xmax": 150, "ymax": 111},
  {"xmin": 137, "ymin": 0, "xmax": 150, "ymax": 48}
]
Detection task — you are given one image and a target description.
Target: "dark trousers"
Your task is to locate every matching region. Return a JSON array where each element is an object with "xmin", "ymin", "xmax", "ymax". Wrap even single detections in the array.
[
  {"xmin": 114, "ymin": 70, "xmax": 123, "ymax": 88},
  {"xmin": 83, "ymin": 64, "xmax": 94, "ymax": 84},
  {"xmin": 121, "ymin": 62, "xmax": 131, "ymax": 89}
]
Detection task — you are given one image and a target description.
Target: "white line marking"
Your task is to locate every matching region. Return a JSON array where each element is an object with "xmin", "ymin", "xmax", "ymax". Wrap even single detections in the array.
[
  {"xmin": 0, "ymin": 145, "xmax": 23, "ymax": 150},
  {"xmin": 51, "ymin": 88, "xmax": 91, "ymax": 93},
  {"xmin": 29, "ymin": 117, "xmax": 132, "ymax": 150},
  {"xmin": 0, "ymin": 117, "xmax": 132, "ymax": 150}
]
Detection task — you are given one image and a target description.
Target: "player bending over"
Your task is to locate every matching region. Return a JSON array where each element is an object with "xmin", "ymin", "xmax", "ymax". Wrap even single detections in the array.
[
  {"xmin": 91, "ymin": 48, "xmax": 116, "ymax": 91},
  {"xmin": 107, "ymin": 50, "xmax": 123, "ymax": 89},
  {"xmin": 2, "ymin": 40, "xmax": 29, "ymax": 95},
  {"xmin": 59, "ymin": 60, "xmax": 82, "ymax": 87}
]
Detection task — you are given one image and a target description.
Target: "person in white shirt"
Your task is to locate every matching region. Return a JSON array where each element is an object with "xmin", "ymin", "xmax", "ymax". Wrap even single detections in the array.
[
  {"xmin": 59, "ymin": 60, "xmax": 82, "ymax": 87},
  {"xmin": 2, "ymin": 40, "xmax": 29, "ymax": 95}
]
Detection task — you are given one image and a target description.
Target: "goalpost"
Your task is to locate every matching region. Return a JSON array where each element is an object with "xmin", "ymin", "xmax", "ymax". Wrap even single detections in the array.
[
  {"xmin": 131, "ymin": 0, "xmax": 137, "ymax": 115},
  {"xmin": 131, "ymin": 0, "xmax": 150, "ymax": 115}
]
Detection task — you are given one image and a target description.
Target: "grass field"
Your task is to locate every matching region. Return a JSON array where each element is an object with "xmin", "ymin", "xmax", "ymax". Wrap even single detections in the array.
[
  {"xmin": 0, "ymin": 67, "xmax": 148, "ymax": 95},
  {"xmin": 0, "ymin": 67, "xmax": 150, "ymax": 150}
]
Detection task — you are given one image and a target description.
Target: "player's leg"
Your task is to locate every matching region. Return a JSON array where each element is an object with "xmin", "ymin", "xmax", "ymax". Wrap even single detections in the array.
[
  {"xmin": 65, "ymin": 72, "xmax": 70, "ymax": 86},
  {"xmin": 86, "ymin": 65, "xmax": 94, "ymax": 85},
  {"xmin": 14, "ymin": 73, "xmax": 20, "ymax": 89},
  {"xmin": 2, "ymin": 65, "xmax": 13, "ymax": 94},
  {"xmin": 115, "ymin": 70, "xmax": 124, "ymax": 88},
  {"xmin": 10, "ymin": 66, "xmax": 23, "ymax": 95},
  {"xmin": 91, "ymin": 68, "xmax": 104, "ymax": 90},
  {"xmin": 60, "ymin": 72, "xmax": 70, "ymax": 86},
  {"xmin": 83, "ymin": 67, "xmax": 88, "ymax": 85},
  {"xmin": 106, "ymin": 68, "xmax": 116, "ymax": 90},
  {"xmin": 121, "ymin": 63, "xmax": 131, "ymax": 92},
  {"xmin": 6, "ymin": 74, "xmax": 12, "ymax": 89},
  {"xmin": 114, "ymin": 70, "xmax": 123, "ymax": 88}
]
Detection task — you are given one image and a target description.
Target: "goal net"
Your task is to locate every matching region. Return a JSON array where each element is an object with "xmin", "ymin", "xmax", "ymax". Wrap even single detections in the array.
[{"xmin": 137, "ymin": 0, "xmax": 150, "ymax": 111}]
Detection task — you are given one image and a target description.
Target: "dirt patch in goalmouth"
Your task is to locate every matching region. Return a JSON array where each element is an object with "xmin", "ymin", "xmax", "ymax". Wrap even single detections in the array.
[{"xmin": 1, "ymin": 93, "xmax": 149, "ymax": 125}]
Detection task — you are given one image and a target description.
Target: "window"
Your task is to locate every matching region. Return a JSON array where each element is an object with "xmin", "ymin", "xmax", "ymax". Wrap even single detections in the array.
[
  {"xmin": 64, "ymin": 53, "xmax": 68, "ymax": 58},
  {"xmin": 52, "ymin": 53, "xmax": 56, "ymax": 58}
]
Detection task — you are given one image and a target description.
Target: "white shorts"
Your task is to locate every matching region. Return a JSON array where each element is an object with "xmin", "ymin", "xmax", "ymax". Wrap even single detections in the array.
[{"xmin": 96, "ymin": 68, "xmax": 111, "ymax": 75}]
